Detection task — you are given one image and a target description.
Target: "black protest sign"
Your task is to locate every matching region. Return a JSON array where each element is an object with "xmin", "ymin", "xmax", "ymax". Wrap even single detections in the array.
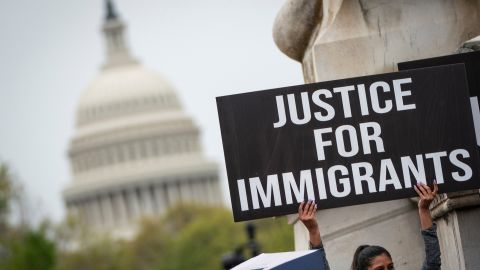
[
  {"xmin": 398, "ymin": 51, "xmax": 480, "ymax": 147},
  {"xmin": 217, "ymin": 64, "xmax": 480, "ymax": 222}
]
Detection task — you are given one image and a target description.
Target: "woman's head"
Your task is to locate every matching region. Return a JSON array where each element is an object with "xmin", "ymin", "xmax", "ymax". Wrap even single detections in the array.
[{"xmin": 351, "ymin": 245, "xmax": 394, "ymax": 270}]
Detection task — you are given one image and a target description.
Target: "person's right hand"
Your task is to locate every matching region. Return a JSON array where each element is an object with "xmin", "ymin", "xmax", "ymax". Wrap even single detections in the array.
[{"xmin": 298, "ymin": 200, "xmax": 318, "ymax": 231}]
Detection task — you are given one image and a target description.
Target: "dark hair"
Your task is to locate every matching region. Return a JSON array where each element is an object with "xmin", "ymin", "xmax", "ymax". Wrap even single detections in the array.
[{"xmin": 351, "ymin": 245, "xmax": 392, "ymax": 270}]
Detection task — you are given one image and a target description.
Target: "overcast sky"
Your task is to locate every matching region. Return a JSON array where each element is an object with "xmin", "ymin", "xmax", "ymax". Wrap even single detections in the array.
[{"xmin": 0, "ymin": 0, "xmax": 303, "ymax": 222}]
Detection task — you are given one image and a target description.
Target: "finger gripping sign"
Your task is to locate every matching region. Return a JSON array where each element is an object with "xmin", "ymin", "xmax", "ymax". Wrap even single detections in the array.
[{"xmin": 216, "ymin": 64, "xmax": 480, "ymax": 222}]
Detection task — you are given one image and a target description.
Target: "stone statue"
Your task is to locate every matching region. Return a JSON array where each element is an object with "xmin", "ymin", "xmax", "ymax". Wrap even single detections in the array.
[
  {"xmin": 274, "ymin": 0, "xmax": 480, "ymax": 82},
  {"xmin": 273, "ymin": 1, "xmax": 480, "ymax": 269}
]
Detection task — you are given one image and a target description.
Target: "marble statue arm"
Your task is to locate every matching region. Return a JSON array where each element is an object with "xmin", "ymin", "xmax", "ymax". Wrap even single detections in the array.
[{"xmin": 272, "ymin": 0, "xmax": 323, "ymax": 61}]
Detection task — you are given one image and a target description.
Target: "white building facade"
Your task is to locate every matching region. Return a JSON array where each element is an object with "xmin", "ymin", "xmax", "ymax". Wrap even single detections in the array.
[{"xmin": 62, "ymin": 1, "xmax": 221, "ymax": 238}]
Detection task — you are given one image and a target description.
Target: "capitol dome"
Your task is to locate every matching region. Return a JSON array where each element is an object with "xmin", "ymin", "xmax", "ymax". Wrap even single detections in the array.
[
  {"xmin": 76, "ymin": 64, "xmax": 180, "ymax": 128},
  {"xmin": 63, "ymin": 0, "xmax": 221, "ymax": 238}
]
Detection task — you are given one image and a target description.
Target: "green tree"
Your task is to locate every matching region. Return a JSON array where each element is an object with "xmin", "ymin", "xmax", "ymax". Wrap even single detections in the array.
[
  {"xmin": 121, "ymin": 218, "xmax": 173, "ymax": 270},
  {"xmin": 0, "ymin": 164, "xmax": 12, "ymax": 236},
  {"xmin": 55, "ymin": 236, "xmax": 127, "ymax": 270},
  {"xmin": 156, "ymin": 204, "xmax": 293, "ymax": 270},
  {"xmin": 254, "ymin": 216, "xmax": 295, "ymax": 252},
  {"xmin": 159, "ymin": 205, "xmax": 245, "ymax": 270},
  {"xmin": 4, "ymin": 229, "xmax": 56, "ymax": 270},
  {"xmin": 0, "ymin": 163, "xmax": 56, "ymax": 270},
  {"xmin": 54, "ymin": 203, "xmax": 294, "ymax": 270}
]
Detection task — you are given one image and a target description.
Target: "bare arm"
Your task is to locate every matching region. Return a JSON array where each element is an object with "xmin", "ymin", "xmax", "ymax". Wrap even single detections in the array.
[
  {"xmin": 414, "ymin": 182, "xmax": 438, "ymax": 230},
  {"xmin": 298, "ymin": 200, "xmax": 330, "ymax": 270},
  {"xmin": 298, "ymin": 200, "xmax": 321, "ymax": 247}
]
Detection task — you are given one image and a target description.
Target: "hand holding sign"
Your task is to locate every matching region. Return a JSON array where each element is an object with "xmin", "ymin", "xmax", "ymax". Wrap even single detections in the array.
[
  {"xmin": 415, "ymin": 181, "xmax": 438, "ymax": 210},
  {"xmin": 414, "ymin": 181, "xmax": 438, "ymax": 230}
]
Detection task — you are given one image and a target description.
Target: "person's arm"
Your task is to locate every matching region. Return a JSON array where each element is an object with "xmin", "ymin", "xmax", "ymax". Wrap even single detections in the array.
[
  {"xmin": 298, "ymin": 201, "xmax": 330, "ymax": 270},
  {"xmin": 414, "ymin": 182, "xmax": 441, "ymax": 270},
  {"xmin": 298, "ymin": 201, "xmax": 321, "ymax": 247},
  {"xmin": 414, "ymin": 182, "xmax": 437, "ymax": 229}
]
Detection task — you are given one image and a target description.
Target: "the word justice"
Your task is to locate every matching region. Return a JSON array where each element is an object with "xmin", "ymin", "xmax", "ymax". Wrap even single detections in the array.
[{"xmin": 273, "ymin": 78, "xmax": 416, "ymax": 128}]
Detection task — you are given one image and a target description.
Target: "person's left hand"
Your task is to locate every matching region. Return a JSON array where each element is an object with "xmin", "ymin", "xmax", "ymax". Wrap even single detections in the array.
[{"xmin": 414, "ymin": 181, "xmax": 438, "ymax": 210}]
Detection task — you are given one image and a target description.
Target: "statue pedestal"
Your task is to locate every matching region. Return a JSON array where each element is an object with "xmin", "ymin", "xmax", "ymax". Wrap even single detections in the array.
[{"xmin": 431, "ymin": 190, "xmax": 480, "ymax": 269}]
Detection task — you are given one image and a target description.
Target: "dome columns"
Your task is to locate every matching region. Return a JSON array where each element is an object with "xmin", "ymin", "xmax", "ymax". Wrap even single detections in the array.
[{"xmin": 66, "ymin": 173, "xmax": 220, "ymax": 235}]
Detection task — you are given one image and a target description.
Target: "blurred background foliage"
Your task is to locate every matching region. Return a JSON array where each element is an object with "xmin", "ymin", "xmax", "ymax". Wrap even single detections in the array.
[{"xmin": 0, "ymin": 162, "xmax": 294, "ymax": 270}]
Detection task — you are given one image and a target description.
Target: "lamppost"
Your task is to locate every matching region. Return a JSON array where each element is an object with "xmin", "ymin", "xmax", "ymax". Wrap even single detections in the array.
[
  {"xmin": 245, "ymin": 223, "xmax": 259, "ymax": 257},
  {"xmin": 221, "ymin": 222, "xmax": 260, "ymax": 269}
]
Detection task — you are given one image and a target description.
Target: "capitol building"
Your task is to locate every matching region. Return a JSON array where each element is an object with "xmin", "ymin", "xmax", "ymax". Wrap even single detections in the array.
[{"xmin": 62, "ymin": 1, "xmax": 221, "ymax": 238}]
